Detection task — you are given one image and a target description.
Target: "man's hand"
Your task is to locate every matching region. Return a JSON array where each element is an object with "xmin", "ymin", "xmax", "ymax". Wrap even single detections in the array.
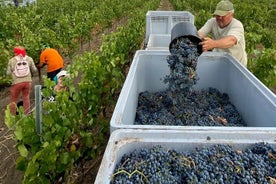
[
  {"xmin": 199, "ymin": 35, "xmax": 237, "ymax": 51},
  {"xmin": 199, "ymin": 37, "xmax": 215, "ymax": 52}
]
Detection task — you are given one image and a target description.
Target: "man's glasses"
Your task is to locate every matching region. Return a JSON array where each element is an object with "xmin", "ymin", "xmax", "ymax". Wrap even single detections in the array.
[{"xmin": 17, "ymin": 62, "xmax": 27, "ymax": 66}]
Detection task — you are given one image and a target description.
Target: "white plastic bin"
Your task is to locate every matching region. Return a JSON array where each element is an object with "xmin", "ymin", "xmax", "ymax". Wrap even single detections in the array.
[
  {"xmin": 22, "ymin": 0, "xmax": 36, "ymax": 6},
  {"xmin": 146, "ymin": 34, "xmax": 171, "ymax": 50},
  {"xmin": 110, "ymin": 50, "xmax": 276, "ymax": 132},
  {"xmin": 95, "ymin": 129, "xmax": 276, "ymax": 183},
  {"xmin": 145, "ymin": 11, "xmax": 194, "ymax": 46}
]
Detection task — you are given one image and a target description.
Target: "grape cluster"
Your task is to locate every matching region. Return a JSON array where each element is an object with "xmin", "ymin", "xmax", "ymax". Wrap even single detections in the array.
[
  {"xmin": 135, "ymin": 37, "xmax": 245, "ymax": 126},
  {"xmin": 135, "ymin": 87, "xmax": 245, "ymax": 126},
  {"xmin": 164, "ymin": 37, "xmax": 200, "ymax": 92},
  {"xmin": 111, "ymin": 143, "xmax": 276, "ymax": 184}
]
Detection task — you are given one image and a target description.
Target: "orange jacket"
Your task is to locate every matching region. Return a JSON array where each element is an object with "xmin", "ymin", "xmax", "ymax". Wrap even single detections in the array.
[{"xmin": 39, "ymin": 48, "xmax": 64, "ymax": 72}]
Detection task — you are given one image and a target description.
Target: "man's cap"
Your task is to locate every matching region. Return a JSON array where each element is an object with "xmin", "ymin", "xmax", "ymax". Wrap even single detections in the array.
[{"xmin": 213, "ymin": 0, "xmax": 234, "ymax": 16}]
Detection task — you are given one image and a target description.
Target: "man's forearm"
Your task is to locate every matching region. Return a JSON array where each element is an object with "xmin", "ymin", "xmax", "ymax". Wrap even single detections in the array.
[
  {"xmin": 213, "ymin": 35, "xmax": 237, "ymax": 49},
  {"xmin": 37, "ymin": 62, "xmax": 46, "ymax": 68}
]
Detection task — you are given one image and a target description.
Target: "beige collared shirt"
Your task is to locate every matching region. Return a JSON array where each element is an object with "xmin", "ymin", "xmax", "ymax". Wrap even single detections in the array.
[{"xmin": 199, "ymin": 18, "xmax": 247, "ymax": 66}]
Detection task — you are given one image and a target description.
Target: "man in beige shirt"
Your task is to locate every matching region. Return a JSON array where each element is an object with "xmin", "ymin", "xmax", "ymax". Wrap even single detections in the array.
[{"xmin": 198, "ymin": 0, "xmax": 247, "ymax": 67}]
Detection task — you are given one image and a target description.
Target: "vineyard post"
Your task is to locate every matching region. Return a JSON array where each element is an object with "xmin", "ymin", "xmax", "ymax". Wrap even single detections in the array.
[{"xmin": 35, "ymin": 85, "xmax": 42, "ymax": 140}]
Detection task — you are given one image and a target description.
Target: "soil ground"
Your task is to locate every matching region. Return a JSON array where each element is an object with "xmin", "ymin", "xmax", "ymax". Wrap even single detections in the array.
[{"xmin": 0, "ymin": 0, "xmax": 173, "ymax": 183}]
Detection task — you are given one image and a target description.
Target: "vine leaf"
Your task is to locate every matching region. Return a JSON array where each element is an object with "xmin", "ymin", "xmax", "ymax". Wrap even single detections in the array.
[
  {"xmin": 15, "ymin": 126, "xmax": 23, "ymax": 140},
  {"xmin": 18, "ymin": 144, "xmax": 28, "ymax": 157}
]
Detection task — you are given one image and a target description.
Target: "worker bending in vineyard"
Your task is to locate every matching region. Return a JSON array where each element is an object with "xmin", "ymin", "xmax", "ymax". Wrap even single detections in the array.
[
  {"xmin": 37, "ymin": 47, "xmax": 64, "ymax": 80},
  {"xmin": 198, "ymin": 0, "xmax": 247, "ymax": 67},
  {"xmin": 47, "ymin": 70, "xmax": 73, "ymax": 102},
  {"xmin": 53, "ymin": 70, "xmax": 69, "ymax": 93}
]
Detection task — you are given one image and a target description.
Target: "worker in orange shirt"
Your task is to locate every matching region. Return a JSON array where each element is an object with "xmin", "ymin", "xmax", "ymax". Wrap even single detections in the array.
[{"xmin": 37, "ymin": 47, "xmax": 64, "ymax": 80}]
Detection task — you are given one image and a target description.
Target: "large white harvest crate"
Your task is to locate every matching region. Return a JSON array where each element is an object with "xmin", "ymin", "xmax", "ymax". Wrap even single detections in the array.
[
  {"xmin": 146, "ymin": 34, "xmax": 170, "ymax": 50},
  {"xmin": 145, "ymin": 11, "xmax": 194, "ymax": 46},
  {"xmin": 95, "ymin": 129, "xmax": 276, "ymax": 183},
  {"xmin": 110, "ymin": 50, "xmax": 276, "ymax": 132}
]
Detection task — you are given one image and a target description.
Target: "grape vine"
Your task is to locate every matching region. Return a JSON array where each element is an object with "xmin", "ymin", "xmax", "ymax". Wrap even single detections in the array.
[{"xmin": 3, "ymin": 0, "xmax": 160, "ymax": 183}]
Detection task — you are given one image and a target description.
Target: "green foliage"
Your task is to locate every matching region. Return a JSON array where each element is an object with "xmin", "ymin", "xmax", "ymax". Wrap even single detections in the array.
[
  {"xmin": 0, "ymin": 41, "xmax": 12, "ymax": 85},
  {"xmin": 100, "ymin": 11, "xmax": 146, "ymax": 95},
  {"xmin": 248, "ymin": 48, "xmax": 276, "ymax": 87},
  {"xmin": 1, "ymin": 0, "xmax": 144, "ymax": 85},
  {"xmin": 3, "ymin": 0, "xmax": 160, "ymax": 183}
]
